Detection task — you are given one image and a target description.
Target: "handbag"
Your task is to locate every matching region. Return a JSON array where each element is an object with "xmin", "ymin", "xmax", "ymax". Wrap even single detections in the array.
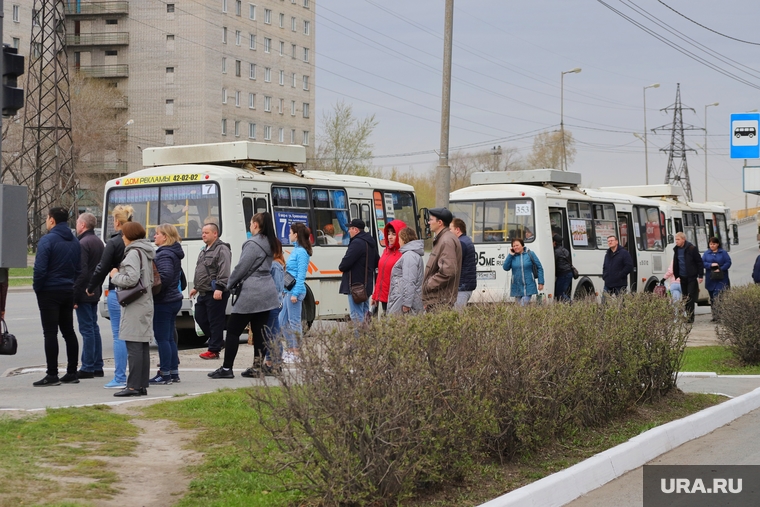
[
  {"xmin": 151, "ymin": 260, "xmax": 162, "ymax": 295},
  {"xmin": 116, "ymin": 251, "xmax": 149, "ymax": 306},
  {"xmin": 0, "ymin": 319, "xmax": 17, "ymax": 355},
  {"xmin": 349, "ymin": 243, "xmax": 370, "ymax": 304},
  {"xmin": 571, "ymin": 266, "xmax": 579, "ymax": 280},
  {"xmin": 528, "ymin": 250, "xmax": 539, "ymax": 280},
  {"xmin": 283, "ymin": 272, "xmax": 296, "ymax": 291},
  {"xmin": 710, "ymin": 266, "xmax": 724, "ymax": 281}
]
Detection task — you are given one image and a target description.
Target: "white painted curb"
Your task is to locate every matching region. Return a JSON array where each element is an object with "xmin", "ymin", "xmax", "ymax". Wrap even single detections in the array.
[{"xmin": 478, "ymin": 386, "xmax": 760, "ymax": 507}]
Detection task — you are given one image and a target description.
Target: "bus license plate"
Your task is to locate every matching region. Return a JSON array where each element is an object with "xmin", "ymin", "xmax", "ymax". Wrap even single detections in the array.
[{"xmin": 477, "ymin": 271, "xmax": 496, "ymax": 281}]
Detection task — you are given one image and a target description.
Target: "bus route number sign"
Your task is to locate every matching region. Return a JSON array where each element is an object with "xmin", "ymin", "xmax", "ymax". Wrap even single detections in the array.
[{"xmin": 477, "ymin": 251, "xmax": 506, "ymax": 267}]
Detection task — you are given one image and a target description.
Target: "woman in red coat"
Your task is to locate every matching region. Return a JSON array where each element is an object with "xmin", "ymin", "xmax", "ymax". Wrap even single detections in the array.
[{"xmin": 371, "ymin": 219, "xmax": 407, "ymax": 314}]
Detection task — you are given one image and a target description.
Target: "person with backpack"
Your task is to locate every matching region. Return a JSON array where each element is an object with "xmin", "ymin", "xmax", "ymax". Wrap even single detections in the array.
[
  {"xmin": 502, "ymin": 238, "xmax": 544, "ymax": 305},
  {"xmin": 149, "ymin": 224, "xmax": 184, "ymax": 385}
]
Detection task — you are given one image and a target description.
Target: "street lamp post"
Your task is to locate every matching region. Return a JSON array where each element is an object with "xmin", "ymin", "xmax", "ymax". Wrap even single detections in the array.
[
  {"xmin": 560, "ymin": 67, "xmax": 581, "ymax": 171},
  {"xmin": 703, "ymin": 102, "xmax": 719, "ymax": 201},
  {"xmin": 118, "ymin": 119, "xmax": 134, "ymax": 176},
  {"xmin": 643, "ymin": 83, "xmax": 660, "ymax": 185}
]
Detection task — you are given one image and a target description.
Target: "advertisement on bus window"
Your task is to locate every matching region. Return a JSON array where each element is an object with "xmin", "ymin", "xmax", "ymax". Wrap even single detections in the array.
[{"xmin": 275, "ymin": 211, "xmax": 310, "ymax": 245}]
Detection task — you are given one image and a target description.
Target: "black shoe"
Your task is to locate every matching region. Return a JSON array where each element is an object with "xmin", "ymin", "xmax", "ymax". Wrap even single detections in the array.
[
  {"xmin": 170, "ymin": 374, "xmax": 181, "ymax": 383},
  {"xmin": 93, "ymin": 370, "xmax": 105, "ymax": 378},
  {"xmin": 262, "ymin": 363, "xmax": 282, "ymax": 376},
  {"xmin": 241, "ymin": 367, "xmax": 259, "ymax": 378},
  {"xmin": 77, "ymin": 370, "xmax": 95, "ymax": 379},
  {"xmin": 60, "ymin": 373, "xmax": 80, "ymax": 384},
  {"xmin": 208, "ymin": 367, "xmax": 234, "ymax": 379},
  {"xmin": 140, "ymin": 387, "xmax": 148, "ymax": 396},
  {"xmin": 114, "ymin": 387, "xmax": 142, "ymax": 397},
  {"xmin": 149, "ymin": 373, "xmax": 172, "ymax": 385},
  {"xmin": 33, "ymin": 375, "xmax": 61, "ymax": 387}
]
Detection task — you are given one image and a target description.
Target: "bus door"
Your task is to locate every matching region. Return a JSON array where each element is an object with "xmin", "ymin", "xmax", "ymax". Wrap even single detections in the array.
[
  {"xmin": 617, "ymin": 212, "xmax": 638, "ymax": 292},
  {"xmin": 549, "ymin": 207, "xmax": 570, "ymax": 251},
  {"xmin": 349, "ymin": 199, "xmax": 374, "ymax": 238},
  {"xmin": 242, "ymin": 193, "xmax": 270, "ymax": 233}
]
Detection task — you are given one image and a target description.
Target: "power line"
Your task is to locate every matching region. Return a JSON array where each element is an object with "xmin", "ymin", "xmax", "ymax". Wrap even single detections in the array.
[{"xmin": 657, "ymin": 0, "xmax": 760, "ymax": 46}]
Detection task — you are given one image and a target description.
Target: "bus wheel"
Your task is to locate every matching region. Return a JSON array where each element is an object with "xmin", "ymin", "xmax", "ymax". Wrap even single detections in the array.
[
  {"xmin": 574, "ymin": 282, "xmax": 595, "ymax": 301},
  {"xmin": 302, "ymin": 285, "xmax": 316, "ymax": 331}
]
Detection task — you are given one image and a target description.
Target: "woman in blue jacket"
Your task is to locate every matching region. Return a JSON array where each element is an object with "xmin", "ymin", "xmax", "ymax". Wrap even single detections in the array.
[
  {"xmin": 279, "ymin": 222, "xmax": 312, "ymax": 360},
  {"xmin": 502, "ymin": 238, "xmax": 544, "ymax": 306},
  {"xmin": 702, "ymin": 236, "xmax": 731, "ymax": 321}
]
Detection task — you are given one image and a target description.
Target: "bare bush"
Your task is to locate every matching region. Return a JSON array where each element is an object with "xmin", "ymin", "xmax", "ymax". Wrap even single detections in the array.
[{"xmin": 715, "ymin": 284, "xmax": 760, "ymax": 364}]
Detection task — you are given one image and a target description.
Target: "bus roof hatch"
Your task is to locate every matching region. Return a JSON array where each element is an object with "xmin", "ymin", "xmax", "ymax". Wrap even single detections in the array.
[
  {"xmin": 470, "ymin": 169, "xmax": 582, "ymax": 187},
  {"xmin": 142, "ymin": 141, "xmax": 307, "ymax": 168}
]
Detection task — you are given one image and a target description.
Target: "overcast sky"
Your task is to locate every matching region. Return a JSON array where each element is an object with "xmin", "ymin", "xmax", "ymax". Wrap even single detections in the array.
[{"xmin": 315, "ymin": 0, "xmax": 760, "ymax": 212}]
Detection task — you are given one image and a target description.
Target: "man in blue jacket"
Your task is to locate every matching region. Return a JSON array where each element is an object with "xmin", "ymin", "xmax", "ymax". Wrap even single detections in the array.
[
  {"xmin": 450, "ymin": 218, "xmax": 477, "ymax": 308},
  {"xmin": 338, "ymin": 219, "xmax": 379, "ymax": 323},
  {"xmin": 602, "ymin": 235, "xmax": 633, "ymax": 296},
  {"xmin": 33, "ymin": 207, "xmax": 81, "ymax": 386}
]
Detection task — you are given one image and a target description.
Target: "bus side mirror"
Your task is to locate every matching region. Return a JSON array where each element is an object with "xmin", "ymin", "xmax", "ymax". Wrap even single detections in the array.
[
  {"xmin": 419, "ymin": 208, "xmax": 431, "ymax": 240},
  {"xmin": 732, "ymin": 223, "xmax": 739, "ymax": 245}
]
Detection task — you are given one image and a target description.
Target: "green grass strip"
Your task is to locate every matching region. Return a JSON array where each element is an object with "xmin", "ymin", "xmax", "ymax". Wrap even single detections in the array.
[{"xmin": 681, "ymin": 346, "xmax": 760, "ymax": 375}]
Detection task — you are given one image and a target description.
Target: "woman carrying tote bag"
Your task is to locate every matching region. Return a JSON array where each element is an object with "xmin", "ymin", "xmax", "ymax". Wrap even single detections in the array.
[{"xmin": 109, "ymin": 222, "xmax": 156, "ymax": 397}]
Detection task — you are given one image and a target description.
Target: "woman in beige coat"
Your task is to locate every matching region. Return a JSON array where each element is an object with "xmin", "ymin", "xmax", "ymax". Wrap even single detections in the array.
[{"xmin": 109, "ymin": 222, "xmax": 155, "ymax": 397}]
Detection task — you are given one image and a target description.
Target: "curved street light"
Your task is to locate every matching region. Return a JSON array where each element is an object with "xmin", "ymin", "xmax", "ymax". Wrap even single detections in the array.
[{"xmin": 560, "ymin": 68, "xmax": 581, "ymax": 171}]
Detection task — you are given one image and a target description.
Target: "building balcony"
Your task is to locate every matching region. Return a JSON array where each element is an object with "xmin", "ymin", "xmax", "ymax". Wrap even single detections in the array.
[
  {"xmin": 77, "ymin": 64, "xmax": 129, "ymax": 78},
  {"xmin": 65, "ymin": 2, "xmax": 129, "ymax": 16},
  {"xmin": 66, "ymin": 32, "xmax": 129, "ymax": 46},
  {"xmin": 77, "ymin": 161, "xmax": 128, "ymax": 174}
]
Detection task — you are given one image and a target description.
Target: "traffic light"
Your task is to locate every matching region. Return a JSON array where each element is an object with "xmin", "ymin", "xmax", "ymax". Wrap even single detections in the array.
[{"xmin": 2, "ymin": 45, "xmax": 24, "ymax": 117}]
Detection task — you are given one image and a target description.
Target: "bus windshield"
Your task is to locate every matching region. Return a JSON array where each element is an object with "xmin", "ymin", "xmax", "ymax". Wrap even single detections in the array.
[
  {"xmin": 105, "ymin": 182, "xmax": 222, "ymax": 240},
  {"xmin": 450, "ymin": 199, "xmax": 535, "ymax": 243}
]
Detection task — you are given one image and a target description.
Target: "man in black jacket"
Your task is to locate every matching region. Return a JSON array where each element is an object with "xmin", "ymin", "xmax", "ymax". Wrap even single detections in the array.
[
  {"xmin": 672, "ymin": 232, "xmax": 704, "ymax": 323},
  {"xmin": 74, "ymin": 213, "xmax": 105, "ymax": 379},
  {"xmin": 451, "ymin": 218, "xmax": 477, "ymax": 308},
  {"xmin": 338, "ymin": 219, "xmax": 379, "ymax": 323},
  {"xmin": 553, "ymin": 234, "xmax": 573, "ymax": 302},
  {"xmin": 602, "ymin": 235, "xmax": 633, "ymax": 296}
]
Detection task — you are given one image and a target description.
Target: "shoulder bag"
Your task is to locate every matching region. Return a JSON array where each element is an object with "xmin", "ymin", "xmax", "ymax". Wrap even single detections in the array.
[
  {"xmin": 117, "ymin": 251, "xmax": 149, "ymax": 307},
  {"xmin": 528, "ymin": 251, "xmax": 539, "ymax": 280},
  {"xmin": 710, "ymin": 266, "xmax": 724, "ymax": 281},
  {"xmin": 230, "ymin": 241, "xmax": 267, "ymax": 306},
  {"xmin": 151, "ymin": 260, "xmax": 162, "ymax": 295},
  {"xmin": 349, "ymin": 243, "xmax": 370, "ymax": 304},
  {"xmin": 0, "ymin": 318, "xmax": 17, "ymax": 355},
  {"xmin": 283, "ymin": 271, "xmax": 296, "ymax": 291}
]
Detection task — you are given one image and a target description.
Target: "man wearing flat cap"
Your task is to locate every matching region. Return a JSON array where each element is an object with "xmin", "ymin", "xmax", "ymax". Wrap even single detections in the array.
[
  {"xmin": 422, "ymin": 207, "xmax": 462, "ymax": 310},
  {"xmin": 339, "ymin": 218, "xmax": 379, "ymax": 323}
]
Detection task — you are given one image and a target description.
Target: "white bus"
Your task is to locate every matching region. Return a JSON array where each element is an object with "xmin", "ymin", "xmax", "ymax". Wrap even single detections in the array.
[
  {"xmin": 447, "ymin": 170, "xmax": 678, "ymax": 302},
  {"xmin": 100, "ymin": 142, "xmax": 421, "ymax": 336}
]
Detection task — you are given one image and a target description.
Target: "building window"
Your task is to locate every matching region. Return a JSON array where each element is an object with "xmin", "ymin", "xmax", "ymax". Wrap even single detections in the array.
[
  {"xmin": 291, "ymin": 16, "xmax": 296, "ymax": 31},
  {"xmin": 279, "ymin": 12, "xmax": 285, "ymax": 28},
  {"xmin": 166, "ymin": 34, "xmax": 175, "ymax": 51},
  {"xmin": 235, "ymin": 60, "xmax": 241, "ymax": 77},
  {"xmin": 249, "ymin": 92, "xmax": 256, "ymax": 109},
  {"xmin": 106, "ymin": 19, "xmax": 118, "ymax": 25},
  {"xmin": 303, "ymin": 102, "xmax": 309, "ymax": 118},
  {"xmin": 249, "ymin": 3, "xmax": 256, "ymax": 19},
  {"xmin": 279, "ymin": 70, "xmax": 284, "ymax": 85},
  {"xmin": 167, "ymin": 3, "xmax": 175, "ymax": 12},
  {"xmin": 264, "ymin": 37, "xmax": 271, "ymax": 53},
  {"xmin": 303, "ymin": 75, "xmax": 309, "ymax": 90},
  {"xmin": 222, "ymin": 27, "xmax": 227, "ymax": 44},
  {"xmin": 222, "ymin": 118, "xmax": 227, "ymax": 135},
  {"xmin": 279, "ymin": 41, "xmax": 284, "ymax": 56},
  {"xmin": 264, "ymin": 8, "xmax": 271, "ymax": 24},
  {"xmin": 303, "ymin": 0, "xmax": 309, "ymax": 7},
  {"xmin": 264, "ymin": 126, "xmax": 272, "ymax": 140},
  {"xmin": 166, "ymin": 67, "xmax": 175, "ymax": 84},
  {"xmin": 278, "ymin": 98, "xmax": 284, "ymax": 114},
  {"xmin": 221, "ymin": 0, "xmax": 227, "ymax": 12},
  {"xmin": 236, "ymin": 0, "xmax": 241, "ymax": 16},
  {"xmin": 278, "ymin": 127, "xmax": 284, "ymax": 143},
  {"xmin": 222, "ymin": 88, "xmax": 227, "ymax": 104},
  {"xmin": 12, "ymin": 5, "xmax": 19, "ymax": 22},
  {"xmin": 235, "ymin": 90, "xmax": 240, "ymax": 107},
  {"xmin": 32, "ymin": 9, "xmax": 39, "ymax": 26},
  {"xmin": 304, "ymin": 20, "xmax": 310, "ymax": 35},
  {"xmin": 12, "ymin": 38, "xmax": 19, "ymax": 49},
  {"xmin": 303, "ymin": 47, "xmax": 309, "ymax": 62},
  {"xmin": 222, "ymin": 57, "xmax": 227, "ymax": 73},
  {"xmin": 249, "ymin": 122, "xmax": 256, "ymax": 139},
  {"xmin": 249, "ymin": 33, "xmax": 256, "ymax": 49},
  {"xmin": 291, "ymin": 43, "xmax": 296, "ymax": 59},
  {"xmin": 264, "ymin": 96, "xmax": 271, "ymax": 111},
  {"xmin": 291, "ymin": 129, "xmax": 296, "ymax": 143},
  {"xmin": 235, "ymin": 30, "xmax": 241, "ymax": 45},
  {"xmin": 303, "ymin": 130, "xmax": 309, "ymax": 145},
  {"xmin": 105, "ymin": 50, "xmax": 118, "ymax": 56},
  {"xmin": 264, "ymin": 67, "xmax": 271, "ymax": 82},
  {"xmin": 235, "ymin": 120, "xmax": 240, "ymax": 137},
  {"xmin": 166, "ymin": 99, "xmax": 174, "ymax": 115},
  {"xmin": 291, "ymin": 100, "xmax": 296, "ymax": 116},
  {"xmin": 249, "ymin": 63, "xmax": 256, "ymax": 79},
  {"xmin": 292, "ymin": 72, "xmax": 296, "ymax": 87},
  {"xmin": 165, "ymin": 130, "xmax": 175, "ymax": 145}
]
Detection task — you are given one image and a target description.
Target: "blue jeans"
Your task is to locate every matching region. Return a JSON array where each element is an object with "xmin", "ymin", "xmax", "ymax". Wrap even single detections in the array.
[
  {"xmin": 153, "ymin": 300, "xmax": 182, "ymax": 375},
  {"xmin": 279, "ymin": 293, "xmax": 304, "ymax": 349},
  {"xmin": 348, "ymin": 295, "xmax": 369, "ymax": 323},
  {"xmin": 76, "ymin": 302, "xmax": 103, "ymax": 372},
  {"xmin": 518, "ymin": 296, "xmax": 532, "ymax": 306},
  {"xmin": 670, "ymin": 282, "xmax": 682, "ymax": 302},
  {"xmin": 107, "ymin": 290, "xmax": 127, "ymax": 383},
  {"xmin": 265, "ymin": 304, "xmax": 283, "ymax": 362},
  {"xmin": 555, "ymin": 272, "xmax": 573, "ymax": 303}
]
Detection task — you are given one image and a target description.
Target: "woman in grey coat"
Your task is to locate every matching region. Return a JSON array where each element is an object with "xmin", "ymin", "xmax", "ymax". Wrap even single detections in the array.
[
  {"xmin": 387, "ymin": 228, "xmax": 425, "ymax": 315},
  {"xmin": 208, "ymin": 212, "xmax": 279, "ymax": 379},
  {"xmin": 109, "ymin": 222, "xmax": 155, "ymax": 397}
]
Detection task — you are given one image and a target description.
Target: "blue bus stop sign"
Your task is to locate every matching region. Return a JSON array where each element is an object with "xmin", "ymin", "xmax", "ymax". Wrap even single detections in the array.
[{"xmin": 730, "ymin": 113, "xmax": 760, "ymax": 159}]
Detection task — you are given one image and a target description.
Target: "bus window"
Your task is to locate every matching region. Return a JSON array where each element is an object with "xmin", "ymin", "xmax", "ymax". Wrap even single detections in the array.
[
  {"xmin": 450, "ymin": 199, "xmax": 534, "ymax": 244},
  {"xmin": 567, "ymin": 201, "xmax": 595, "ymax": 249},
  {"xmin": 633, "ymin": 206, "xmax": 664, "ymax": 251},
  {"xmin": 242, "ymin": 197, "xmax": 254, "ymax": 227},
  {"xmin": 715, "ymin": 213, "xmax": 729, "ymax": 251},
  {"xmin": 272, "ymin": 185, "xmax": 311, "ymax": 245},
  {"xmin": 682, "ymin": 212, "xmax": 707, "ymax": 250},
  {"xmin": 313, "ymin": 188, "xmax": 349, "ymax": 245},
  {"xmin": 106, "ymin": 183, "xmax": 221, "ymax": 240}
]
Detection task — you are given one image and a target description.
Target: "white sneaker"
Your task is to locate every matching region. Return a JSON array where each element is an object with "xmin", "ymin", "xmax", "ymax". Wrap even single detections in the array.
[{"xmin": 282, "ymin": 351, "xmax": 298, "ymax": 363}]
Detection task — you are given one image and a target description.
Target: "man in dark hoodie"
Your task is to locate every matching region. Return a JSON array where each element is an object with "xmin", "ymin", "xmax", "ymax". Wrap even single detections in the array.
[
  {"xmin": 339, "ymin": 218, "xmax": 379, "ymax": 323},
  {"xmin": 33, "ymin": 207, "xmax": 81, "ymax": 387},
  {"xmin": 73, "ymin": 213, "xmax": 105, "ymax": 379}
]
